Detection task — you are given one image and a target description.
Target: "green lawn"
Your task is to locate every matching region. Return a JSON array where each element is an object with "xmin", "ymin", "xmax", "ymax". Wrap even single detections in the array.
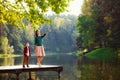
[{"xmin": 85, "ymin": 48, "xmax": 117, "ymax": 61}]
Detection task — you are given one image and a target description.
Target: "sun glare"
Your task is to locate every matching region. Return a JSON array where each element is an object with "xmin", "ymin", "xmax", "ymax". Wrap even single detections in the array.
[
  {"xmin": 67, "ymin": 0, "xmax": 84, "ymax": 16},
  {"xmin": 45, "ymin": 0, "xmax": 84, "ymax": 16},
  {"xmin": 9, "ymin": 0, "xmax": 84, "ymax": 16}
]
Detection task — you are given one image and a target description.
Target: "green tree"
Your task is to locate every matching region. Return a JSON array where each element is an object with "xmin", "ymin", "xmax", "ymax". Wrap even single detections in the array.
[
  {"xmin": 0, "ymin": 0, "xmax": 72, "ymax": 29},
  {"xmin": 0, "ymin": 0, "xmax": 73, "ymax": 53},
  {"xmin": 77, "ymin": 15, "xmax": 96, "ymax": 49},
  {"xmin": 0, "ymin": 14, "xmax": 77, "ymax": 54},
  {"xmin": 41, "ymin": 15, "xmax": 77, "ymax": 53},
  {"xmin": 0, "ymin": 37, "xmax": 14, "ymax": 54},
  {"xmin": 77, "ymin": 0, "xmax": 120, "ymax": 52}
]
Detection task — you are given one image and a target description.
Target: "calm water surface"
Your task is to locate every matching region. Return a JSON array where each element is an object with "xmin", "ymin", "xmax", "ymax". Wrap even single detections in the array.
[{"xmin": 0, "ymin": 54, "xmax": 120, "ymax": 80}]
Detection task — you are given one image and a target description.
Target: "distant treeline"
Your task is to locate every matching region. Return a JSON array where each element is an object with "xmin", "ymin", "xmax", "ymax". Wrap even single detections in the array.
[{"xmin": 0, "ymin": 15, "xmax": 77, "ymax": 54}]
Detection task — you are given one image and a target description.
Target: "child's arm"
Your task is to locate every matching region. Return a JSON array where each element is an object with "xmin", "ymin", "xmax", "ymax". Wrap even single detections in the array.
[
  {"xmin": 29, "ymin": 47, "xmax": 31, "ymax": 56},
  {"xmin": 24, "ymin": 47, "xmax": 27, "ymax": 56}
]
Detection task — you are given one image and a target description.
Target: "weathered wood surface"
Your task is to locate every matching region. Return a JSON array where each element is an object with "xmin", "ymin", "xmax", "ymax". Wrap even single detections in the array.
[
  {"xmin": 0, "ymin": 65, "xmax": 63, "ymax": 80},
  {"xmin": 0, "ymin": 65, "xmax": 63, "ymax": 73}
]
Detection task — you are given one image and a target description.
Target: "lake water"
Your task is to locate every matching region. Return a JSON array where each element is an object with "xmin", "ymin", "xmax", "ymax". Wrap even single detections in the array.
[{"xmin": 0, "ymin": 54, "xmax": 120, "ymax": 80}]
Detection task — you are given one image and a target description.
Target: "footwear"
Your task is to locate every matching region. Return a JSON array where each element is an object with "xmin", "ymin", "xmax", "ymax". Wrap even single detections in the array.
[
  {"xmin": 27, "ymin": 65, "xmax": 29, "ymax": 67},
  {"xmin": 23, "ymin": 65, "xmax": 25, "ymax": 68}
]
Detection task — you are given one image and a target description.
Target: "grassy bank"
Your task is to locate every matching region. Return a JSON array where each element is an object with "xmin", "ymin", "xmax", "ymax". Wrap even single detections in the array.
[{"xmin": 85, "ymin": 48, "xmax": 117, "ymax": 61}]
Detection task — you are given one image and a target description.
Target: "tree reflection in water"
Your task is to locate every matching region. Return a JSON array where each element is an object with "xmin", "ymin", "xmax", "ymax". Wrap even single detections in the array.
[
  {"xmin": 77, "ymin": 56, "xmax": 120, "ymax": 80},
  {"xmin": 0, "ymin": 55, "xmax": 120, "ymax": 80},
  {"xmin": 0, "ymin": 55, "xmax": 77, "ymax": 80}
]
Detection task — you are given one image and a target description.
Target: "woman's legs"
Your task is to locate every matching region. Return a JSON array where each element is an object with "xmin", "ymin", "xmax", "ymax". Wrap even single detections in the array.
[
  {"xmin": 37, "ymin": 56, "xmax": 44, "ymax": 65},
  {"xmin": 37, "ymin": 56, "xmax": 40, "ymax": 64},
  {"xmin": 40, "ymin": 56, "xmax": 44, "ymax": 62}
]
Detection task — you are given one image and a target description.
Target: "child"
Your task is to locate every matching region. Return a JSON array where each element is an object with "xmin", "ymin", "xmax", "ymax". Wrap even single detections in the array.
[{"xmin": 23, "ymin": 42, "xmax": 31, "ymax": 68}]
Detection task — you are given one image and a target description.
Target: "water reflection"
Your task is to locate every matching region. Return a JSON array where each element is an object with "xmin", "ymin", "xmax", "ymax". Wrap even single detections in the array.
[
  {"xmin": 0, "ymin": 55, "xmax": 120, "ymax": 80},
  {"xmin": 0, "ymin": 55, "xmax": 77, "ymax": 80},
  {"xmin": 0, "ymin": 57, "xmax": 14, "ymax": 66},
  {"xmin": 77, "ymin": 56, "xmax": 120, "ymax": 80}
]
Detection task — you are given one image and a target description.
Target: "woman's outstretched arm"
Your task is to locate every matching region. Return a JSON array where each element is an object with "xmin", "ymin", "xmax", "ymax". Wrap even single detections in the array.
[
  {"xmin": 45, "ymin": 29, "xmax": 51, "ymax": 35},
  {"xmin": 41, "ymin": 29, "xmax": 51, "ymax": 38}
]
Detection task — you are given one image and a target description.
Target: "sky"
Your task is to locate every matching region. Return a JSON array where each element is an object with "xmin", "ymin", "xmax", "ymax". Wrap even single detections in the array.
[
  {"xmin": 46, "ymin": 0, "xmax": 84, "ymax": 16},
  {"xmin": 61, "ymin": 0, "xmax": 84, "ymax": 16}
]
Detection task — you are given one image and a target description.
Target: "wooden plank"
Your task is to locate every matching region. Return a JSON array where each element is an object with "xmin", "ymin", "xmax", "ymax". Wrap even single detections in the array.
[
  {"xmin": 0, "ymin": 65, "xmax": 63, "ymax": 73},
  {"xmin": 0, "ymin": 65, "xmax": 63, "ymax": 80}
]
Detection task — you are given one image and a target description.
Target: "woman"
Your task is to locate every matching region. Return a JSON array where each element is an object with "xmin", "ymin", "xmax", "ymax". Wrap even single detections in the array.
[{"xmin": 34, "ymin": 29, "xmax": 51, "ymax": 66}]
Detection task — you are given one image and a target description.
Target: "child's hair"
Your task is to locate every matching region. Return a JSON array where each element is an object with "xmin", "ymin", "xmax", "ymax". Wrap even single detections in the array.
[{"xmin": 25, "ymin": 42, "xmax": 29, "ymax": 46}]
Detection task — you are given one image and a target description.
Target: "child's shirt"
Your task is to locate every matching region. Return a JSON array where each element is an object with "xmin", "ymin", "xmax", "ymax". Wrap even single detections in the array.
[
  {"xmin": 24, "ymin": 47, "xmax": 30, "ymax": 56},
  {"xmin": 26, "ymin": 47, "xmax": 30, "ymax": 56}
]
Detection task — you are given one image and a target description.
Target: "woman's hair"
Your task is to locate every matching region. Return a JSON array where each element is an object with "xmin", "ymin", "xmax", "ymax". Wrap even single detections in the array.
[{"xmin": 35, "ymin": 30, "xmax": 39, "ymax": 36}]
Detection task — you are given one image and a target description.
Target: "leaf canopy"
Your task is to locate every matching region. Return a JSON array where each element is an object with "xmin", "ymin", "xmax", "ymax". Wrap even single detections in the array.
[{"xmin": 0, "ymin": 0, "xmax": 71, "ymax": 29}]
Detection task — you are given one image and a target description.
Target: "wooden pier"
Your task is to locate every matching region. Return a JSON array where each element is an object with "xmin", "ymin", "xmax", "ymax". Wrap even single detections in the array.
[{"xmin": 0, "ymin": 65, "xmax": 63, "ymax": 80}]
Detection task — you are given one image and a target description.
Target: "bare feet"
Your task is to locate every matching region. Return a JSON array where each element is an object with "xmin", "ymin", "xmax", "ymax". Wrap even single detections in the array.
[{"xmin": 37, "ymin": 63, "xmax": 41, "ymax": 67}]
